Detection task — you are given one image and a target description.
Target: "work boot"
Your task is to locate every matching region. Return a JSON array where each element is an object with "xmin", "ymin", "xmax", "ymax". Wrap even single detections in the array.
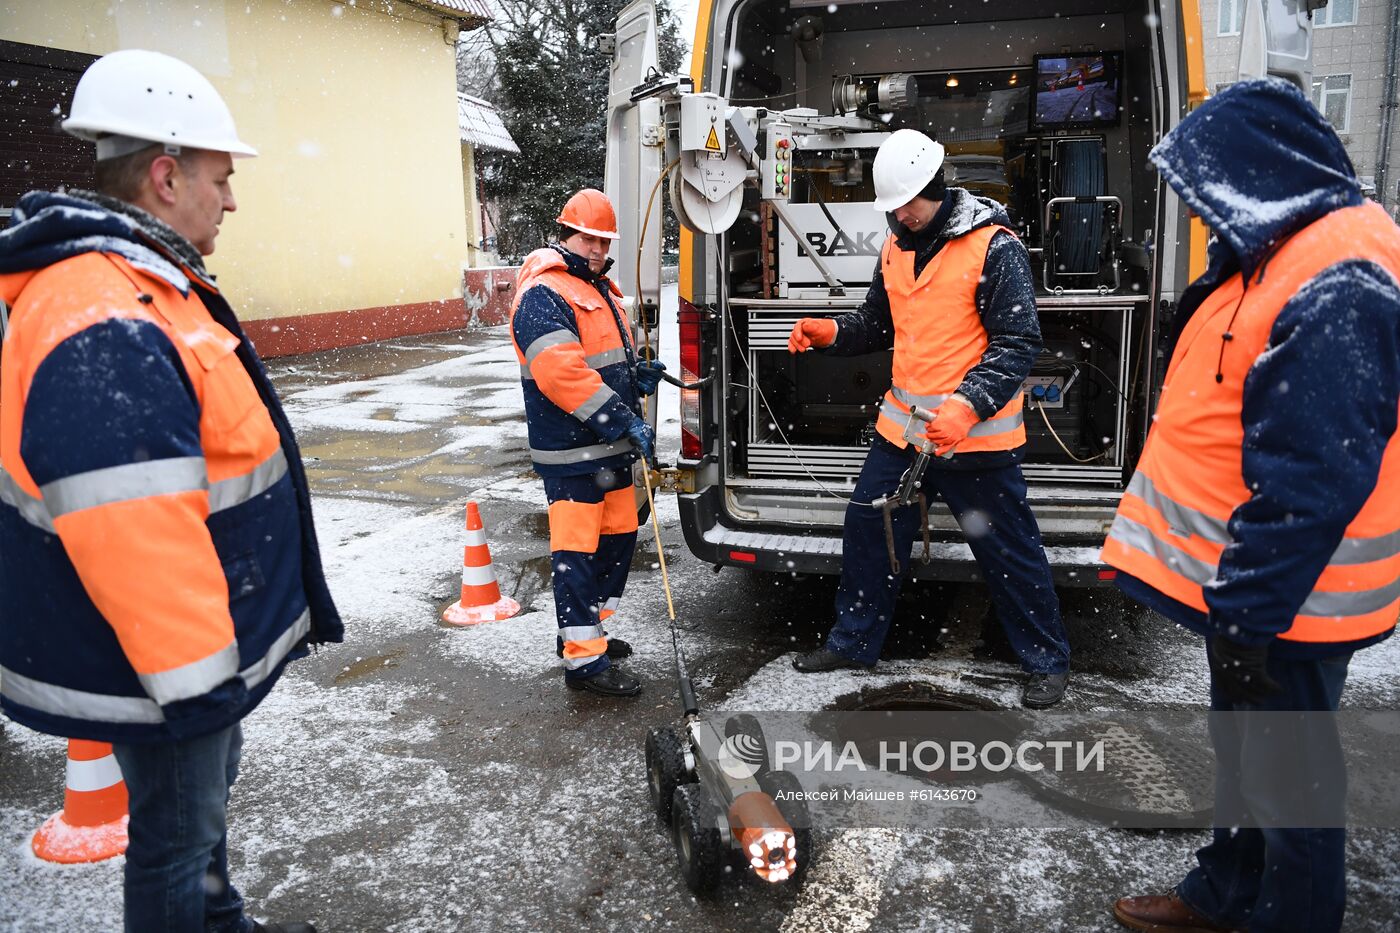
[
  {"xmin": 1112, "ymin": 893, "xmax": 1237, "ymax": 932},
  {"xmin": 1022, "ymin": 671, "xmax": 1069, "ymax": 709},
  {"xmin": 567, "ymin": 666, "xmax": 642, "ymax": 697},
  {"xmin": 792, "ymin": 648, "xmax": 873, "ymax": 674},
  {"xmin": 250, "ymin": 922, "xmax": 317, "ymax": 933}
]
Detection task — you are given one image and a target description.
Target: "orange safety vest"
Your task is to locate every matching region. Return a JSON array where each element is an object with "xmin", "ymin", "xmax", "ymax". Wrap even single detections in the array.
[
  {"xmin": 511, "ymin": 247, "xmax": 632, "ymax": 375},
  {"xmin": 509, "ymin": 248, "xmax": 641, "ymax": 472},
  {"xmin": 1102, "ymin": 202, "xmax": 1400, "ymax": 644},
  {"xmin": 874, "ymin": 228, "xmax": 1027, "ymax": 452}
]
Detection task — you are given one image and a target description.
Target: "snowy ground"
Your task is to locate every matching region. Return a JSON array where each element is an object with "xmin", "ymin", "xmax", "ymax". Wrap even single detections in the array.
[{"xmin": 2, "ymin": 285, "xmax": 1398, "ymax": 931}]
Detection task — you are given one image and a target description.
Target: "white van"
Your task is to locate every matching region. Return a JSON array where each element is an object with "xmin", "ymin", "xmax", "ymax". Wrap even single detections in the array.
[{"xmin": 604, "ymin": 0, "xmax": 1320, "ymax": 586}]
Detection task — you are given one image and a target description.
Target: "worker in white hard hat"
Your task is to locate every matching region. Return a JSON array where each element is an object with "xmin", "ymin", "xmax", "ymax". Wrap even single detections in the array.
[
  {"xmin": 786, "ymin": 128, "xmax": 1072, "ymax": 708},
  {"xmin": 0, "ymin": 49, "xmax": 337, "ymax": 933}
]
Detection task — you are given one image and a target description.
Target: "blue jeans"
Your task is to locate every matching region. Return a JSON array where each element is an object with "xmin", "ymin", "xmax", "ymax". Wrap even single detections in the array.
[
  {"xmin": 1177, "ymin": 644, "xmax": 1352, "ymax": 933},
  {"xmin": 112, "ymin": 723, "xmax": 250, "ymax": 933},
  {"xmin": 827, "ymin": 438, "xmax": 1069, "ymax": 672}
]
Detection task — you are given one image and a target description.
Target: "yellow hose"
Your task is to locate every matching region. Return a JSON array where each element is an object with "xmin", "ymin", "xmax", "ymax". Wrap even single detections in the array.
[{"xmin": 634, "ymin": 158, "xmax": 682, "ymax": 621}]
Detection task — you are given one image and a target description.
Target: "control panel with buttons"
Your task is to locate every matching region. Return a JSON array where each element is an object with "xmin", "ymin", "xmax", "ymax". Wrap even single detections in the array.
[{"xmin": 762, "ymin": 122, "xmax": 794, "ymax": 201}]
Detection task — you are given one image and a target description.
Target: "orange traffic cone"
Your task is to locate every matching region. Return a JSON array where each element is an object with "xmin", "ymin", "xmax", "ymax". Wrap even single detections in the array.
[
  {"xmin": 442, "ymin": 500, "xmax": 521, "ymax": 626},
  {"xmin": 32, "ymin": 739, "xmax": 129, "ymax": 864}
]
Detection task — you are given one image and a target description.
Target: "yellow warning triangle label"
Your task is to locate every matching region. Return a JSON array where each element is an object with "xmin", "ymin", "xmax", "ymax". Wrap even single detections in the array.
[{"xmin": 704, "ymin": 126, "xmax": 721, "ymax": 152}]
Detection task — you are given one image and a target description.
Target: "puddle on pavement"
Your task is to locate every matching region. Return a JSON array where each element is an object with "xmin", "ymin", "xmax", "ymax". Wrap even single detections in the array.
[
  {"xmin": 507, "ymin": 555, "xmax": 554, "ymax": 604},
  {"xmin": 522, "ymin": 512, "xmax": 550, "ymax": 540},
  {"xmin": 300, "ymin": 431, "xmax": 445, "ymax": 463},
  {"xmin": 333, "ymin": 648, "xmax": 406, "ymax": 684},
  {"xmin": 366, "ymin": 461, "xmax": 490, "ymax": 499},
  {"xmin": 629, "ymin": 545, "xmax": 682, "ymax": 573},
  {"xmin": 300, "ymin": 433, "xmax": 494, "ymax": 499}
]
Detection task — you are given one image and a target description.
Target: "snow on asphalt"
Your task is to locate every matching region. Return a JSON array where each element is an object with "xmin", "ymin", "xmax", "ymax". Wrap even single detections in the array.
[
  {"xmin": 0, "ymin": 288, "xmax": 697, "ymax": 931},
  {"xmin": 4, "ymin": 286, "xmax": 1399, "ymax": 930}
]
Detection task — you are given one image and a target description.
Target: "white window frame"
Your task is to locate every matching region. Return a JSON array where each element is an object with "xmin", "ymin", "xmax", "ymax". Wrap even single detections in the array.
[
  {"xmin": 1312, "ymin": 73, "xmax": 1353, "ymax": 134},
  {"xmin": 1218, "ymin": 0, "xmax": 1245, "ymax": 36},
  {"xmin": 1314, "ymin": 0, "xmax": 1358, "ymax": 28}
]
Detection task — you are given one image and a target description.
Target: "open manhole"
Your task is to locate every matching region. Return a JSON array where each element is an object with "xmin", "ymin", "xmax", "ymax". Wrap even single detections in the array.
[
  {"xmin": 833, "ymin": 680, "xmax": 1008, "ymax": 713},
  {"xmin": 826, "ymin": 681, "xmax": 1018, "ymax": 785}
]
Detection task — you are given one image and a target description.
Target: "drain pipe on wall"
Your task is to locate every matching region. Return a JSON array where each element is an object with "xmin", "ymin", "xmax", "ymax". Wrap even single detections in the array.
[{"xmin": 1376, "ymin": 0, "xmax": 1400, "ymax": 211}]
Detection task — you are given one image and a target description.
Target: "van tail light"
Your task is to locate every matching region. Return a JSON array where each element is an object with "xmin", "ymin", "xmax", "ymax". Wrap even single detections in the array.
[{"xmin": 678, "ymin": 296, "xmax": 703, "ymax": 460}]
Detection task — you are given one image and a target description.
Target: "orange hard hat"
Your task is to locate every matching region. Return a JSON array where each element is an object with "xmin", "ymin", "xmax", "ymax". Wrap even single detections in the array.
[{"xmin": 556, "ymin": 188, "xmax": 620, "ymax": 240}]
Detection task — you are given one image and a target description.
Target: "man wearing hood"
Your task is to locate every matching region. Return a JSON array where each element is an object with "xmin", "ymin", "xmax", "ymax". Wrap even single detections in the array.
[
  {"xmin": 0, "ymin": 51, "xmax": 339, "ymax": 932},
  {"xmin": 510, "ymin": 189, "xmax": 662, "ymax": 698},
  {"xmin": 1104, "ymin": 79, "xmax": 1400, "ymax": 932},
  {"xmin": 786, "ymin": 129, "xmax": 1071, "ymax": 709}
]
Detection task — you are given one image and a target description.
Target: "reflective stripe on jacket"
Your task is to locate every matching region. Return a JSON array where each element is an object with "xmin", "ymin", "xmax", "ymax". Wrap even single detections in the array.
[
  {"xmin": 510, "ymin": 247, "xmax": 642, "ymax": 477},
  {"xmin": 0, "ymin": 213, "xmax": 341, "ymax": 742},
  {"xmin": 874, "ymin": 228, "xmax": 1027, "ymax": 452},
  {"xmin": 1103, "ymin": 202, "xmax": 1400, "ymax": 644}
]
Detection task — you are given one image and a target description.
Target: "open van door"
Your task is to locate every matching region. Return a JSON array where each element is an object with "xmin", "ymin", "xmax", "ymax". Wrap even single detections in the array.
[
  {"xmin": 603, "ymin": 0, "xmax": 665, "ymax": 515},
  {"xmin": 1238, "ymin": 0, "xmax": 1322, "ymax": 89},
  {"xmin": 605, "ymin": 0, "xmax": 664, "ymax": 379}
]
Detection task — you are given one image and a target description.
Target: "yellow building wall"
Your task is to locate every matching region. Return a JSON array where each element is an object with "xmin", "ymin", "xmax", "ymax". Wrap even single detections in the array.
[{"xmin": 1, "ymin": 0, "xmax": 470, "ymax": 322}]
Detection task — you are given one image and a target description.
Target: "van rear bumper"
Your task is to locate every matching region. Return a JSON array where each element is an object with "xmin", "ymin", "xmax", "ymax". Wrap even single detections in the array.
[{"xmin": 676, "ymin": 485, "xmax": 1117, "ymax": 587}]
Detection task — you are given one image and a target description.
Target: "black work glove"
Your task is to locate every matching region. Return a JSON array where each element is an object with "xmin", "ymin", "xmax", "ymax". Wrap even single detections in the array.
[
  {"xmin": 1209, "ymin": 632, "xmax": 1282, "ymax": 705},
  {"xmin": 625, "ymin": 419, "xmax": 656, "ymax": 465},
  {"xmin": 636, "ymin": 360, "xmax": 667, "ymax": 397}
]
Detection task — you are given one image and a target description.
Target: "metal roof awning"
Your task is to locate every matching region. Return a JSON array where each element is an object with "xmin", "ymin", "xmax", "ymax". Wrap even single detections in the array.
[
  {"xmin": 407, "ymin": 0, "xmax": 492, "ymax": 28},
  {"xmin": 458, "ymin": 94, "xmax": 521, "ymax": 154}
]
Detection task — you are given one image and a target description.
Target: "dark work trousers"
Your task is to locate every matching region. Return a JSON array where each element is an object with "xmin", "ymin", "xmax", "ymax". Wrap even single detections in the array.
[
  {"xmin": 1177, "ymin": 642, "xmax": 1352, "ymax": 933},
  {"xmin": 825, "ymin": 437, "xmax": 1069, "ymax": 672},
  {"xmin": 543, "ymin": 467, "xmax": 637, "ymax": 681}
]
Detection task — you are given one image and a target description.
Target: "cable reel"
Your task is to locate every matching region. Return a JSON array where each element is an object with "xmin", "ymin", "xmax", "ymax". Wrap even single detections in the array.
[
  {"xmin": 671, "ymin": 151, "xmax": 746, "ymax": 235},
  {"xmin": 670, "ymin": 93, "xmax": 749, "ymax": 235}
]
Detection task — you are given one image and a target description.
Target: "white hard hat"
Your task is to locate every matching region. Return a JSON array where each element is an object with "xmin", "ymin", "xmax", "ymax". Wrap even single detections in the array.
[
  {"xmin": 871, "ymin": 128, "xmax": 944, "ymax": 212},
  {"xmin": 63, "ymin": 49, "xmax": 257, "ymax": 160}
]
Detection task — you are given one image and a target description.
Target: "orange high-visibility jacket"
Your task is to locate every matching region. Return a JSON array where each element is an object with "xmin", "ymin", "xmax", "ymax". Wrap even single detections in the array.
[
  {"xmin": 0, "ymin": 193, "xmax": 341, "ymax": 742},
  {"xmin": 510, "ymin": 246, "xmax": 642, "ymax": 477},
  {"xmin": 1103, "ymin": 202, "xmax": 1400, "ymax": 645},
  {"xmin": 874, "ymin": 227, "xmax": 1028, "ymax": 452}
]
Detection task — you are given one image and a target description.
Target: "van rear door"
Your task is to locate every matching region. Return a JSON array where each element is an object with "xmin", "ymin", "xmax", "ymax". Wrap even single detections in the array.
[{"xmin": 605, "ymin": 0, "xmax": 665, "ymax": 396}]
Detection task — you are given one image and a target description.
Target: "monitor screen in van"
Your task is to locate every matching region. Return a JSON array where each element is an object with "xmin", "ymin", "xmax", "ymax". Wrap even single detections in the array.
[{"xmin": 1031, "ymin": 52, "xmax": 1122, "ymax": 129}]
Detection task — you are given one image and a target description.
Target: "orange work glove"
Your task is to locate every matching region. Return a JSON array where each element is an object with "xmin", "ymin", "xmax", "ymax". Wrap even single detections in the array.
[
  {"xmin": 923, "ymin": 396, "xmax": 980, "ymax": 456},
  {"xmin": 787, "ymin": 318, "xmax": 838, "ymax": 354}
]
